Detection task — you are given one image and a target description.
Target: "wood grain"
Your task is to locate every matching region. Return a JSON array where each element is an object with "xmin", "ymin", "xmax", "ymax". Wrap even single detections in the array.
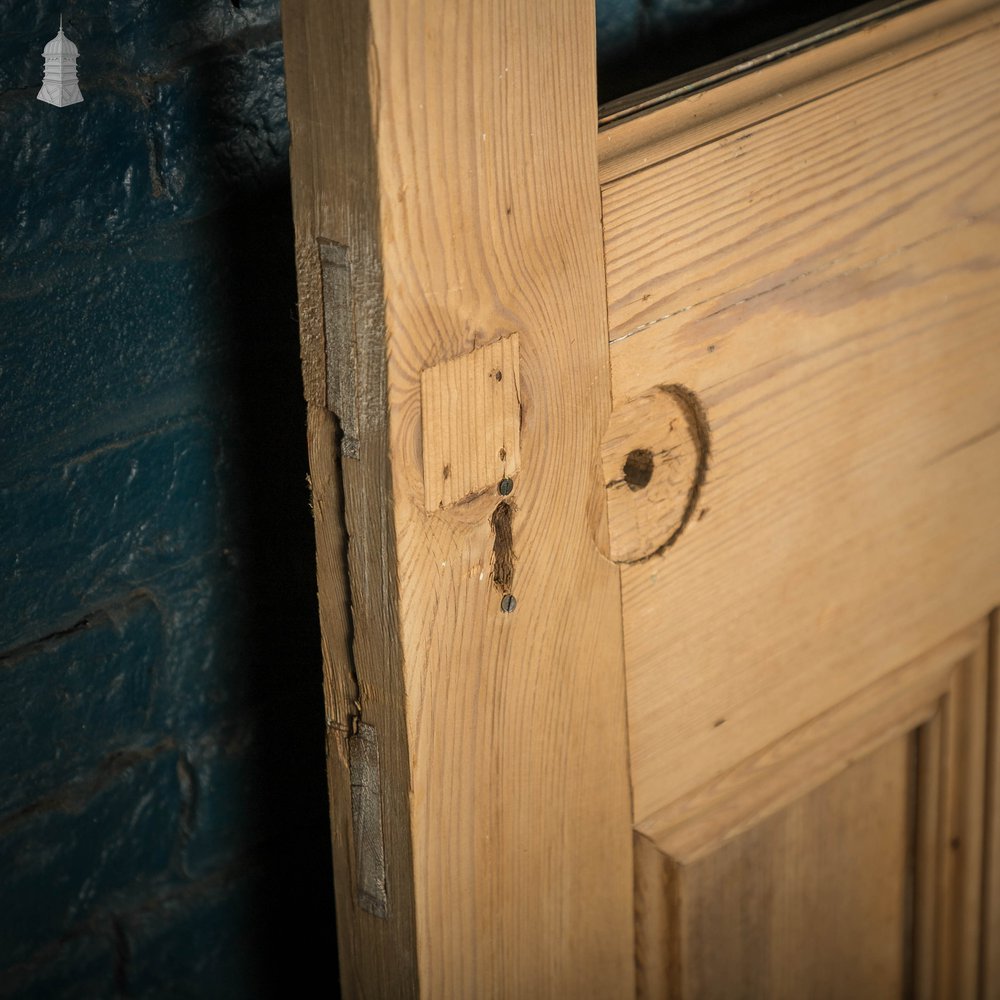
[
  {"xmin": 638, "ymin": 625, "xmax": 982, "ymax": 863},
  {"xmin": 598, "ymin": 0, "xmax": 1000, "ymax": 185},
  {"xmin": 303, "ymin": 403, "xmax": 419, "ymax": 992},
  {"xmin": 982, "ymin": 611, "xmax": 1000, "ymax": 997},
  {"xmin": 374, "ymin": 3, "xmax": 633, "ymax": 991},
  {"xmin": 319, "ymin": 242, "xmax": 361, "ymax": 457},
  {"xmin": 600, "ymin": 384, "xmax": 710, "ymax": 564},
  {"xmin": 288, "ymin": 0, "xmax": 1000, "ymax": 992},
  {"xmin": 911, "ymin": 629, "xmax": 987, "ymax": 998},
  {"xmin": 653, "ymin": 736, "xmax": 911, "ymax": 1000},
  {"xmin": 603, "ymin": 22, "xmax": 1000, "ymax": 826},
  {"xmin": 635, "ymin": 621, "xmax": 991, "ymax": 999},
  {"xmin": 285, "ymin": 0, "xmax": 419, "ymax": 990},
  {"xmin": 287, "ymin": 1, "xmax": 633, "ymax": 995},
  {"xmin": 421, "ymin": 334, "xmax": 520, "ymax": 510}
]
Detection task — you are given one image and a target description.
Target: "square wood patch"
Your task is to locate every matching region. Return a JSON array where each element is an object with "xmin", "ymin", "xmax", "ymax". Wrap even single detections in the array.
[{"xmin": 421, "ymin": 334, "xmax": 520, "ymax": 510}]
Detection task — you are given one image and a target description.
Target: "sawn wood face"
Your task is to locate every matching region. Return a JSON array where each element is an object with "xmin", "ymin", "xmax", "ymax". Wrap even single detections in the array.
[
  {"xmin": 601, "ymin": 5, "xmax": 1000, "ymax": 995},
  {"xmin": 603, "ymin": 14, "xmax": 1000, "ymax": 826}
]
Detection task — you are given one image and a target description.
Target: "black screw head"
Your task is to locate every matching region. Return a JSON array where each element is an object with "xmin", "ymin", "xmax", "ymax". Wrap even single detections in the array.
[
  {"xmin": 498, "ymin": 477, "xmax": 514, "ymax": 496},
  {"xmin": 500, "ymin": 594, "xmax": 517, "ymax": 613}
]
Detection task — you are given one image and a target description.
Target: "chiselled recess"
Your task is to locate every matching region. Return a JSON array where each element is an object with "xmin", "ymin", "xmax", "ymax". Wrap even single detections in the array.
[
  {"xmin": 421, "ymin": 334, "xmax": 521, "ymax": 510},
  {"xmin": 601, "ymin": 384, "xmax": 710, "ymax": 563}
]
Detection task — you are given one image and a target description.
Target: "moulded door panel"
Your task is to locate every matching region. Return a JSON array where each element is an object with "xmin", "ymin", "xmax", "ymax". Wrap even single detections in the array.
[{"xmin": 599, "ymin": 2, "xmax": 1000, "ymax": 994}]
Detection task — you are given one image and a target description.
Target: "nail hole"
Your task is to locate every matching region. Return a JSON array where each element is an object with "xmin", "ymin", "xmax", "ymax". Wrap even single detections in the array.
[
  {"xmin": 442, "ymin": 464, "xmax": 450, "ymax": 480},
  {"xmin": 623, "ymin": 448, "xmax": 654, "ymax": 492},
  {"xmin": 498, "ymin": 478, "xmax": 513, "ymax": 496},
  {"xmin": 495, "ymin": 370, "xmax": 503, "ymax": 381},
  {"xmin": 498, "ymin": 447, "xmax": 507, "ymax": 461}
]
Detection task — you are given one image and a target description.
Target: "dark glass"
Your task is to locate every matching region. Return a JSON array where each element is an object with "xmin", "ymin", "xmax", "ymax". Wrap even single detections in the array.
[{"xmin": 597, "ymin": 0, "xmax": 882, "ymax": 105}]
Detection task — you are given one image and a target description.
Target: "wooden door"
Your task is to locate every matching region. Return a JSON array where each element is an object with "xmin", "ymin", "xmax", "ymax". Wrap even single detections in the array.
[{"xmin": 282, "ymin": 0, "xmax": 1000, "ymax": 995}]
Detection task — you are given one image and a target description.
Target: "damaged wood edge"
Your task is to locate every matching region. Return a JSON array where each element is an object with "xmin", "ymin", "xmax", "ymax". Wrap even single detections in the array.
[
  {"xmin": 319, "ymin": 240, "xmax": 361, "ymax": 459},
  {"xmin": 307, "ymin": 406, "xmax": 396, "ymax": 928},
  {"xmin": 349, "ymin": 723, "xmax": 390, "ymax": 917},
  {"xmin": 284, "ymin": 0, "xmax": 420, "ymax": 988}
]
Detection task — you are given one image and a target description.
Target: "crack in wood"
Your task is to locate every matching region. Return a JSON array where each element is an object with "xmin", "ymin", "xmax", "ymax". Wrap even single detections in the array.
[{"xmin": 490, "ymin": 500, "xmax": 515, "ymax": 593}]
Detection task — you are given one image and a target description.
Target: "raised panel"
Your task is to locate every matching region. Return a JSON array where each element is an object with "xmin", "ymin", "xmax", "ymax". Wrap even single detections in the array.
[
  {"xmin": 635, "ymin": 622, "xmax": 990, "ymax": 999},
  {"xmin": 637, "ymin": 736, "xmax": 910, "ymax": 1000},
  {"xmin": 602, "ymin": 20, "xmax": 1000, "ymax": 824}
]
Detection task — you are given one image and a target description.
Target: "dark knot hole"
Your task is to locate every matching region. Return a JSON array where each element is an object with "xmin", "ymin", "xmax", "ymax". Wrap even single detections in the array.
[{"xmin": 623, "ymin": 448, "xmax": 654, "ymax": 492}]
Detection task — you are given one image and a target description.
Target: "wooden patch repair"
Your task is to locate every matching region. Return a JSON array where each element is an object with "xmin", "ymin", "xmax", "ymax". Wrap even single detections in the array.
[
  {"xmin": 319, "ymin": 241, "xmax": 360, "ymax": 458},
  {"xmin": 602, "ymin": 384, "xmax": 710, "ymax": 563},
  {"xmin": 348, "ymin": 723, "xmax": 388, "ymax": 917},
  {"xmin": 421, "ymin": 335, "xmax": 520, "ymax": 509}
]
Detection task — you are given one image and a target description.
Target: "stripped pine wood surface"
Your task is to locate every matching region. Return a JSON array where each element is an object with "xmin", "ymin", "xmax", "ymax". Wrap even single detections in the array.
[
  {"xmin": 911, "ymin": 630, "xmax": 988, "ymax": 998},
  {"xmin": 983, "ymin": 613, "xmax": 1000, "ymax": 996},
  {"xmin": 634, "ymin": 621, "xmax": 992, "ymax": 998},
  {"xmin": 597, "ymin": 0, "xmax": 1000, "ymax": 184},
  {"xmin": 285, "ymin": 0, "xmax": 633, "ymax": 995},
  {"xmin": 637, "ymin": 737, "xmax": 912, "ymax": 1000},
  {"xmin": 373, "ymin": 3, "xmax": 633, "ymax": 992},
  {"xmin": 420, "ymin": 334, "xmax": 521, "ymax": 511},
  {"xmin": 602, "ymin": 15, "xmax": 1000, "ymax": 827},
  {"xmin": 285, "ymin": 0, "xmax": 1000, "ymax": 994},
  {"xmin": 636, "ymin": 625, "xmax": 978, "ymax": 862}
]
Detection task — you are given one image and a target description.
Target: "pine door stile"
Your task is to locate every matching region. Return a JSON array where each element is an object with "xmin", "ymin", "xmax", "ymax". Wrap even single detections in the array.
[{"xmin": 283, "ymin": 1, "xmax": 635, "ymax": 996}]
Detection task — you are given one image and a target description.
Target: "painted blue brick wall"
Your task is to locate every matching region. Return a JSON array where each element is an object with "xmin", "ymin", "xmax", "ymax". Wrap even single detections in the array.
[{"xmin": 0, "ymin": 2, "xmax": 334, "ymax": 996}]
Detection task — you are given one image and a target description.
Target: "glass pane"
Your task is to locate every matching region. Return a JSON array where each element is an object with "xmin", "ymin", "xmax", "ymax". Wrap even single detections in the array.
[{"xmin": 597, "ymin": 0, "xmax": 885, "ymax": 105}]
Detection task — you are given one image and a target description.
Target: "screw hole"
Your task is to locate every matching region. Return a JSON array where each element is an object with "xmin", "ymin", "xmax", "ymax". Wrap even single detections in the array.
[
  {"xmin": 623, "ymin": 448, "xmax": 654, "ymax": 492},
  {"xmin": 500, "ymin": 594, "xmax": 517, "ymax": 613}
]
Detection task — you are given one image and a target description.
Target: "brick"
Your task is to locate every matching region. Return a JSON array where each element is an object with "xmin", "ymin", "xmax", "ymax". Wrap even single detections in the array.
[
  {"xmin": 122, "ymin": 875, "xmax": 263, "ymax": 999},
  {"xmin": 0, "ymin": 422, "xmax": 219, "ymax": 652},
  {"xmin": 0, "ymin": 191, "xmax": 300, "ymax": 479},
  {"xmin": 0, "ymin": 748, "xmax": 183, "ymax": 968},
  {"xmin": 124, "ymin": 865, "xmax": 336, "ymax": 999},
  {"xmin": 0, "ymin": 925, "xmax": 117, "ymax": 1000},
  {"xmin": 0, "ymin": 229, "xmax": 238, "ymax": 470},
  {"xmin": 147, "ymin": 558, "xmax": 257, "ymax": 733},
  {"xmin": 1, "ymin": 91, "xmax": 154, "ymax": 260},
  {"xmin": 1, "ymin": 28, "xmax": 287, "ymax": 262},
  {"xmin": 0, "ymin": 0, "xmax": 338, "ymax": 991},
  {"xmin": 0, "ymin": 594, "xmax": 162, "ymax": 814},
  {"xmin": 150, "ymin": 41, "xmax": 290, "ymax": 217},
  {"xmin": 107, "ymin": 1, "xmax": 279, "ymax": 77},
  {"xmin": 178, "ymin": 708, "xmax": 330, "ymax": 880}
]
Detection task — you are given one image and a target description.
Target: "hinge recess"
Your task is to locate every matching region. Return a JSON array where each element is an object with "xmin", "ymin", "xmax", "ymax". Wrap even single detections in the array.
[{"xmin": 319, "ymin": 241, "xmax": 361, "ymax": 458}]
